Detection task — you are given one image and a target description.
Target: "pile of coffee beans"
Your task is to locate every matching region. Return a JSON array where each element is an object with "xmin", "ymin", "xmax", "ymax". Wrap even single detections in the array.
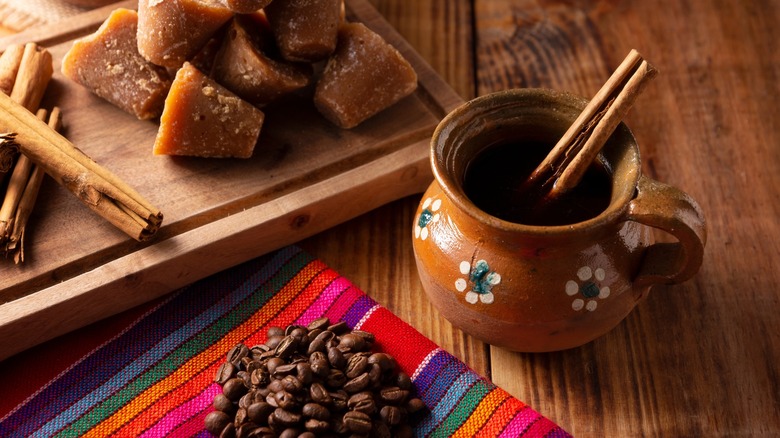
[{"xmin": 205, "ymin": 317, "xmax": 425, "ymax": 437}]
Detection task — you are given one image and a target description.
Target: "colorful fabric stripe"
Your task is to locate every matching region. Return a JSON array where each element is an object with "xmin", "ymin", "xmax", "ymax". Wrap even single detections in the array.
[{"xmin": 0, "ymin": 246, "xmax": 570, "ymax": 437}]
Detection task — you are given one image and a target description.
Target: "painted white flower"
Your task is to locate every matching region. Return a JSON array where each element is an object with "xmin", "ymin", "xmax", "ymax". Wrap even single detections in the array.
[
  {"xmin": 455, "ymin": 259, "xmax": 500, "ymax": 304},
  {"xmin": 565, "ymin": 266, "xmax": 611, "ymax": 312},
  {"xmin": 415, "ymin": 197, "xmax": 442, "ymax": 241}
]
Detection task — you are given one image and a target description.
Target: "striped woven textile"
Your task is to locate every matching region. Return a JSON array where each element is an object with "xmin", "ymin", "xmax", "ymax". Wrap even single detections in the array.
[{"xmin": 0, "ymin": 246, "xmax": 571, "ymax": 437}]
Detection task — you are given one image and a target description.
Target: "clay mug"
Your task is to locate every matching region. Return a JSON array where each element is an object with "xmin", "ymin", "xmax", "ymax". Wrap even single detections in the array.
[{"xmin": 412, "ymin": 88, "xmax": 706, "ymax": 352}]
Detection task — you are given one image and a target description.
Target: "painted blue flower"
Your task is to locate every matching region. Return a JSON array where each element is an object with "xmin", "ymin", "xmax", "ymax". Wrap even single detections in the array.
[
  {"xmin": 565, "ymin": 266, "xmax": 611, "ymax": 311},
  {"xmin": 455, "ymin": 259, "xmax": 501, "ymax": 304},
  {"xmin": 415, "ymin": 197, "xmax": 441, "ymax": 240}
]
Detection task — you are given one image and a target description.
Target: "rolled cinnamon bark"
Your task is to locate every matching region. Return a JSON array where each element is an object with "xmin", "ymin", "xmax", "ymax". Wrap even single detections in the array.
[{"xmin": 137, "ymin": 0, "xmax": 234, "ymax": 68}]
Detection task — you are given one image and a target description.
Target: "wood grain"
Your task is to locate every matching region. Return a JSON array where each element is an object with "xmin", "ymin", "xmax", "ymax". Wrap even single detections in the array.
[{"xmin": 475, "ymin": 0, "xmax": 780, "ymax": 436}]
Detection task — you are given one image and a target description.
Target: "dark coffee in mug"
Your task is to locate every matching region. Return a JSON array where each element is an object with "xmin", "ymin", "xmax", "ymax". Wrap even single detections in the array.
[{"xmin": 462, "ymin": 139, "xmax": 612, "ymax": 226}]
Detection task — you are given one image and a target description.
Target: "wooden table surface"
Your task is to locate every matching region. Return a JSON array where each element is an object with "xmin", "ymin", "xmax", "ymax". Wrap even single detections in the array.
[{"xmin": 298, "ymin": 0, "xmax": 780, "ymax": 436}]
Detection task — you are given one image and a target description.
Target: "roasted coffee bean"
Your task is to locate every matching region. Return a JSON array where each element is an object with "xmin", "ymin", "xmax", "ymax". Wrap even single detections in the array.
[
  {"xmin": 284, "ymin": 324, "xmax": 305, "ymax": 336},
  {"xmin": 338, "ymin": 333, "xmax": 366, "ymax": 352},
  {"xmin": 309, "ymin": 351, "xmax": 329, "ymax": 377},
  {"xmin": 265, "ymin": 393, "xmax": 279, "ymax": 408},
  {"xmin": 327, "ymin": 346, "xmax": 346, "ymax": 369},
  {"xmin": 345, "ymin": 353, "xmax": 369, "ymax": 378},
  {"xmin": 325, "ymin": 368, "xmax": 347, "ymax": 388},
  {"xmin": 330, "ymin": 390, "xmax": 348, "ymax": 411},
  {"xmin": 223, "ymin": 377, "xmax": 248, "ymax": 401},
  {"xmin": 234, "ymin": 407, "xmax": 249, "ymax": 426},
  {"xmin": 267, "ymin": 326, "xmax": 285, "ymax": 338},
  {"xmin": 271, "ymin": 408, "xmax": 302, "ymax": 426},
  {"xmin": 280, "ymin": 375, "xmax": 303, "ymax": 393},
  {"xmin": 288, "ymin": 326, "xmax": 308, "ymax": 341},
  {"xmin": 267, "ymin": 379, "xmax": 284, "ymax": 394},
  {"xmin": 246, "ymin": 426, "xmax": 275, "ymax": 438},
  {"xmin": 236, "ymin": 371, "xmax": 251, "ymax": 388},
  {"xmin": 298, "ymin": 432, "xmax": 316, "ymax": 438},
  {"xmin": 305, "ymin": 327, "xmax": 322, "ymax": 343},
  {"xmin": 247, "ymin": 401, "xmax": 275, "ymax": 424},
  {"xmin": 240, "ymin": 356, "xmax": 254, "ymax": 370},
  {"xmin": 306, "ymin": 338, "xmax": 325, "ymax": 355},
  {"xmin": 396, "ymin": 371, "xmax": 412, "ymax": 390},
  {"xmin": 214, "ymin": 393, "xmax": 236, "ymax": 414},
  {"xmin": 215, "ymin": 362, "xmax": 238, "ymax": 385},
  {"xmin": 406, "ymin": 397, "xmax": 426, "ymax": 413},
  {"xmin": 343, "ymin": 410, "xmax": 372, "ymax": 434},
  {"xmin": 244, "ymin": 359, "xmax": 262, "ymax": 374},
  {"xmin": 236, "ymin": 421, "xmax": 259, "ymax": 438},
  {"xmin": 219, "ymin": 421, "xmax": 236, "ymax": 438},
  {"xmin": 309, "ymin": 382, "xmax": 332, "ymax": 405},
  {"xmin": 238, "ymin": 391, "xmax": 253, "ymax": 409},
  {"xmin": 205, "ymin": 410, "xmax": 232, "ymax": 435},
  {"xmin": 347, "ymin": 391, "xmax": 376, "ymax": 414},
  {"xmin": 250, "ymin": 369, "xmax": 270, "ymax": 387},
  {"xmin": 265, "ymin": 357, "xmax": 284, "ymax": 375},
  {"xmin": 296, "ymin": 362, "xmax": 313, "ymax": 385},
  {"xmin": 227, "ymin": 344, "xmax": 250, "ymax": 366},
  {"xmin": 327, "ymin": 321, "xmax": 350, "ymax": 335},
  {"xmin": 379, "ymin": 386, "xmax": 409, "ymax": 405},
  {"xmin": 380, "ymin": 405, "xmax": 403, "ymax": 426},
  {"xmin": 368, "ymin": 352, "xmax": 394, "ymax": 373},
  {"xmin": 304, "ymin": 418, "xmax": 329, "ymax": 433},
  {"xmin": 307, "ymin": 316, "xmax": 330, "ymax": 331},
  {"xmin": 265, "ymin": 335, "xmax": 284, "ymax": 350},
  {"xmin": 343, "ymin": 372, "xmax": 370, "ymax": 393},
  {"xmin": 352, "ymin": 329, "xmax": 375, "ymax": 344},
  {"xmin": 302, "ymin": 402, "xmax": 330, "ymax": 420},
  {"xmin": 278, "ymin": 427, "xmax": 300, "ymax": 438},
  {"xmin": 274, "ymin": 390, "xmax": 298, "ymax": 410},
  {"xmin": 272, "ymin": 363, "xmax": 298, "ymax": 378},
  {"xmin": 274, "ymin": 336, "xmax": 299, "ymax": 359},
  {"xmin": 251, "ymin": 343, "xmax": 271, "ymax": 353},
  {"xmin": 368, "ymin": 363, "xmax": 383, "ymax": 386}
]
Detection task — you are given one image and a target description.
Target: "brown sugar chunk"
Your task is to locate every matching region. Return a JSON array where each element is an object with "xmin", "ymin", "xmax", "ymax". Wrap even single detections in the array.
[
  {"xmin": 314, "ymin": 22, "xmax": 418, "ymax": 129},
  {"xmin": 61, "ymin": 8, "xmax": 172, "ymax": 120},
  {"xmin": 212, "ymin": 16, "xmax": 312, "ymax": 106},
  {"xmin": 137, "ymin": 0, "xmax": 234, "ymax": 68},
  {"xmin": 153, "ymin": 63, "xmax": 264, "ymax": 158},
  {"xmin": 265, "ymin": 0, "xmax": 341, "ymax": 62},
  {"xmin": 225, "ymin": 0, "xmax": 272, "ymax": 14}
]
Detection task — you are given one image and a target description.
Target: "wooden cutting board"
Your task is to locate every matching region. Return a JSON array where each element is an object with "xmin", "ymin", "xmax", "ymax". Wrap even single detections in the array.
[{"xmin": 0, "ymin": 0, "xmax": 463, "ymax": 360}]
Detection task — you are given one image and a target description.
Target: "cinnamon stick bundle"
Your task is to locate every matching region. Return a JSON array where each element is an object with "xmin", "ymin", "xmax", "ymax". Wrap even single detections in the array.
[
  {"xmin": 0, "ymin": 44, "xmax": 24, "ymax": 178},
  {"xmin": 3, "ymin": 108, "xmax": 59, "ymax": 262},
  {"xmin": 0, "ymin": 92, "xmax": 163, "ymax": 241},
  {"xmin": 0, "ymin": 42, "xmax": 53, "ymax": 254}
]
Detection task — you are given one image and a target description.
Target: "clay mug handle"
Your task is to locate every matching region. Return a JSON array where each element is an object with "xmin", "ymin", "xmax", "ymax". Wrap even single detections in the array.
[{"xmin": 627, "ymin": 175, "xmax": 707, "ymax": 289}]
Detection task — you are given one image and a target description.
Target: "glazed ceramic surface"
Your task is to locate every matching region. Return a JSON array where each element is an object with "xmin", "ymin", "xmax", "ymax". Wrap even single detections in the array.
[{"xmin": 413, "ymin": 89, "xmax": 706, "ymax": 352}]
